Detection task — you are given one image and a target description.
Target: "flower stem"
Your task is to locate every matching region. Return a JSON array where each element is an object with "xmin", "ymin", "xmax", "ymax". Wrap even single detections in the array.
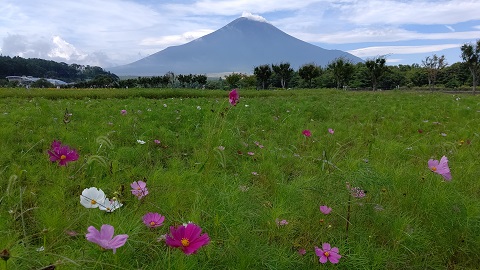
[{"xmin": 345, "ymin": 196, "xmax": 352, "ymax": 243}]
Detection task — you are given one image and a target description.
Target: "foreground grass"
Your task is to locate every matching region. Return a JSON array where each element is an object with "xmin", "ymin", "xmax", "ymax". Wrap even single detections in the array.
[{"xmin": 0, "ymin": 88, "xmax": 479, "ymax": 269}]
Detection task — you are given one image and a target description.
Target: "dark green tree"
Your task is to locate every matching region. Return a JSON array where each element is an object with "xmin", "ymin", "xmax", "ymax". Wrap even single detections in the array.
[
  {"xmin": 365, "ymin": 56, "xmax": 387, "ymax": 91},
  {"xmin": 422, "ymin": 54, "xmax": 447, "ymax": 91},
  {"xmin": 298, "ymin": 63, "xmax": 321, "ymax": 88},
  {"xmin": 224, "ymin": 73, "xmax": 243, "ymax": 88},
  {"xmin": 253, "ymin": 64, "xmax": 272, "ymax": 89},
  {"xmin": 272, "ymin": 62, "xmax": 293, "ymax": 89},
  {"xmin": 460, "ymin": 40, "xmax": 480, "ymax": 92},
  {"xmin": 328, "ymin": 58, "xmax": 355, "ymax": 89}
]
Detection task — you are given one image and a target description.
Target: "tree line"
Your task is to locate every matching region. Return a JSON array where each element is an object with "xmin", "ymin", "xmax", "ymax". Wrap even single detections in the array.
[{"xmin": 0, "ymin": 55, "xmax": 118, "ymax": 87}]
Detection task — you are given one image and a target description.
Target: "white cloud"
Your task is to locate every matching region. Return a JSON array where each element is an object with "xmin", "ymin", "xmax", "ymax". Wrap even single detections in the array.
[
  {"xmin": 140, "ymin": 29, "xmax": 215, "ymax": 47},
  {"xmin": 347, "ymin": 44, "xmax": 461, "ymax": 58},
  {"xmin": 241, "ymin": 12, "xmax": 268, "ymax": 23}
]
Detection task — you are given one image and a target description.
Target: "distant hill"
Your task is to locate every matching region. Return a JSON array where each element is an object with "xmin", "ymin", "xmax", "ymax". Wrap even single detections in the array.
[
  {"xmin": 108, "ymin": 17, "xmax": 363, "ymax": 76},
  {"xmin": 0, "ymin": 55, "xmax": 117, "ymax": 83}
]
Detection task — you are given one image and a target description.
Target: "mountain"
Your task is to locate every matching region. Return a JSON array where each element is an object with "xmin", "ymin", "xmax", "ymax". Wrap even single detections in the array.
[{"xmin": 108, "ymin": 17, "xmax": 363, "ymax": 76}]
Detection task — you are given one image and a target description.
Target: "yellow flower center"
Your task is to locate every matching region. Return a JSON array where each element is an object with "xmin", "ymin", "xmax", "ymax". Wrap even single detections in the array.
[
  {"xmin": 181, "ymin": 238, "xmax": 190, "ymax": 247},
  {"xmin": 324, "ymin": 251, "xmax": 330, "ymax": 257},
  {"xmin": 60, "ymin": 155, "xmax": 67, "ymax": 160},
  {"xmin": 431, "ymin": 166, "xmax": 437, "ymax": 172},
  {"xmin": 91, "ymin": 199, "xmax": 97, "ymax": 205},
  {"xmin": 150, "ymin": 221, "xmax": 156, "ymax": 226}
]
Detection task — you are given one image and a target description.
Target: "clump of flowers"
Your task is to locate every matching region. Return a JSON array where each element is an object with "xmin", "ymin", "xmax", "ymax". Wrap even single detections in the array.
[
  {"xmin": 48, "ymin": 140, "xmax": 79, "ymax": 166},
  {"xmin": 346, "ymin": 182, "xmax": 366, "ymax": 198},
  {"xmin": 131, "ymin": 180, "xmax": 149, "ymax": 199},
  {"xmin": 86, "ymin": 224, "xmax": 128, "ymax": 254},
  {"xmin": 428, "ymin": 155, "xmax": 452, "ymax": 181},
  {"xmin": 165, "ymin": 223, "xmax": 210, "ymax": 255},
  {"xmin": 229, "ymin": 89, "xmax": 239, "ymax": 106},
  {"xmin": 315, "ymin": 243, "xmax": 341, "ymax": 264},
  {"xmin": 320, "ymin": 205, "xmax": 332, "ymax": 215},
  {"xmin": 80, "ymin": 187, "xmax": 106, "ymax": 209},
  {"xmin": 143, "ymin": 212, "xmax": 165, "ymax": 228},
  {"xmin": 302, "ymin": 130, "xmax": 311, "ymax": 137}
]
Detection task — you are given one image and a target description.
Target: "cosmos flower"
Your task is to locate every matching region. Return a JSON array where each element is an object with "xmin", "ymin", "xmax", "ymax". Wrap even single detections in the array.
[
  {"xmin": 302, "ymin": 130, "xmax": 311, "ymax": 137},
  {"xmin": 143, "ymin": 212, "xmax": 165, "ymax": 228},
  {"xmin": 137, "ymin": 139, "xmax": 146, "ymax": 144},
  {"xmin": 98, "ymin": 198, "xmax": 123, "ymax": 212},
  {"xmin": 229, "ymin": 89, "xmax": 239, "ymax": 106},
  {"xmin": 320, "ymin": 205, "xmax": 332, "ymax": 215},
  {"xmin": 80, "ymin": 187, "xmax": 106, "ymax": 209},
  {"xmin": 328, "ymin": 128, "xmax": 334, "ymax": 134},
  {"xmin": 154, "ymin": 139, "xmax": 161, "ymax": 144},
  {"xmin": 275, "ymin": 219, "xmax": 288, "ymax": 226},
  {"xmin": 428, "ymin": 156, "xmax": 452, "ymax": 181},
  {"xmin": 165, "ymin": 223, "xmax": 210, "ymax": 255},
  {"xmin": 315, "ymin": 243, "xmax": 341, "ymax": 264},
  {"xmin": 48, "ymin": 140, "xmax": 79, "ymax": 166},
  {"xmin": 120, "ymin": 110, "xmax": 127, "ymax": 115},
  {"xmin": 131, "ymin": 181, "xmax": 149, "ymax": 199},
  {"xmin": 86, "ymin": 224, "xmax": 128, "ymax": 254}
]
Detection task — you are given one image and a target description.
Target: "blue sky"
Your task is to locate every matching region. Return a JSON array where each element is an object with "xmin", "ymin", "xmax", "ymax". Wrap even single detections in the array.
[{"xmin": 1, "ymin": 0, "xmax": 479, "ymax": 68}]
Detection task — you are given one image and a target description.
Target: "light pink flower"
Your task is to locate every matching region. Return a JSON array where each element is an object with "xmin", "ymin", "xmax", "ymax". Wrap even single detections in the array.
[
  {"xmin": 428, "ymin": 155, "xmax": 452, "ymax": 181},
  {"xmin": 328, "ymin": 128, "xmax": 334, "ymax": 134},
  {"xmin": 298, "ymin": 249, "xmax": 306, "ymax": 256},
  {"xmin": 320, "ymin": 205, "xmax": 332, "ymax": 215},
  {"xmin": 302, "ymin": 130, "xmax": 311, "ymax": 137},
  {"xmin": 229, "ymin": 89, "xmax": 239, "ymax": 106},
  {"xmin": 154, "ymin": 139, "xmax": 161, "ymax": 144},
  {"xmin": 275, "ymin": 219, "xmax": 288, "ymax": 226},
  {"xmin": 131, "ymin": 181, "xmax": 149, "ymax": 199},
  {"xmin": 142, "ymin": 212, "xmax": 165, "ymax": 228},
  {"xmin": 120, "ymin": 109, "xmax": 127, "ymax": 115},
  {"xmin": 165, "ymin": 223, "xmax": 210, "ymax": 255},
  {"xmin": 247, "ymin": 152, "xmax": 255, "ymax": 156},
  {"xmin": 86, "ymin": 224, "xmax": 128, "ymax": 254},
  {"xmin": 48, "ymin": 140, "xmax": 79, "ymax": 166},
  {"xmin": 315, "ymin": 243, "xmax": 341, "ymax": 264}
]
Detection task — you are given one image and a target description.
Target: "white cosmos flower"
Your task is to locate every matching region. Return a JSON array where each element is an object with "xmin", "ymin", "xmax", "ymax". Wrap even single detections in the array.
[
  {"xmin": 137, "ymin": 139, "xmax": 146, "ymax": 144},
  {"xmin": 99, "ymin": 198, "xmax": 123, "ymax": 212},
  {"xmin": 80, "ymin": 187, "xmax": 106, "ymax": 208}
]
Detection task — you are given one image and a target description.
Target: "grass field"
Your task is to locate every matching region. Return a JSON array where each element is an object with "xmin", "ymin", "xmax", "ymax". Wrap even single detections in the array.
[{"xmin": 0, "ymin": 88, "xmax": 479, "ymax": 269}]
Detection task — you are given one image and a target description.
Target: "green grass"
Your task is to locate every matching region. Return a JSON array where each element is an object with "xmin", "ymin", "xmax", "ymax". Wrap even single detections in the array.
[{"xmin": 0, "ymin": 88, "xmax": 479, "ymax": 269}]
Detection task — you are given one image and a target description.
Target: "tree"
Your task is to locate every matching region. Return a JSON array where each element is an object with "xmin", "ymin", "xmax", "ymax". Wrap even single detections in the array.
[
  {"xmin": 365, "ymin": 56, "xmax": 387, "ymax": 91},
  {"xmin": 328, "ymin": 58, "xmax": 355, "ymax": 89},
  {"xmin": 224, "ymin": 73, "xmax": 243, "ymax": 88},
  {"xmin": 422, "ymin": 54, "xmax": 447, "ymax": 91},
  {"xmin": 460, "ymin": 40, "xmax": 480, "ymax": 93},
  {"xmin": 298, "ymin": 63, "xmax": 321, "ymax": 88},
  {"xmin": 272, "ymin": 62, "xmax": 294, "ymax": 89},
  {"xmin": 253, "ymin": 64, "xmax": 272, "ymax": 89}
]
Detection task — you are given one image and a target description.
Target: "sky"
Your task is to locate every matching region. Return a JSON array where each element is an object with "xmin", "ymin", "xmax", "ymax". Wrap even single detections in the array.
[{"xmin": 1, "ymin": 0, "xmax": 480, "ymax": 68}]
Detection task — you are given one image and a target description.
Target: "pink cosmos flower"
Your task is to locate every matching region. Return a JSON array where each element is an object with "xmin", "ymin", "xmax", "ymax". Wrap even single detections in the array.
[
  {"xmin": 275, "ymin": 219, "xmax": 288, "ymax": 226},
  {"xmin": 120, "ymin": 109, "xmax": 127, "ymax": 115},
  {"xmin": 48, "ymin": 140, "xmax": 79, "ymax": 166},
  {"xmin": 428, "ymin": 156, "xmax": 452, "ymax": 181},
  {"xmin": 247, "ymin": 152, "xmax": 255, "ymax": 156},
  {"xmin": 320, "ymin": 205, "xmax": 332, "ymax": 215},
  {"xmin": 165, "ymin": 223, "xmax": 210, "ymax": 255},
  {"xmin": 328, "ymin": 128, "xmax": 334, "ymax": 134},
  {"xmin": 302, "ymin": 130, "xmax": 311, "ymax": 137},
  {"xmin": 315, "ymin": 243, "xmax": 341, "ymax": 264},
  {"xmin": 85, "ymin": 224, "xmax": 128, "ymax": 254},
  {"xmin": 298, "ymin": 249, "xmax": 306, "ymax": 256},
  {"xmin": 143, "ymin": 212, "xmax": 165, "ymax": 228},
  {"xmin": 154, "ymin": 139, "xmax": 161, "ymax": 144},
  {"xmin": 131, "ymin": 181, "xmax": 149, "ymax": 199},
  {"xmin": 229, "ymin": 89, "xmax": 239, "ymax": 106}
]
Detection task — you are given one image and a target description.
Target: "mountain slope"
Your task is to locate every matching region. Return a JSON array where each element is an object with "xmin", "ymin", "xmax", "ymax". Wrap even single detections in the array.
[{"xmin": 108, "ymin": 17, "xmax": 363, "ymax": 76}]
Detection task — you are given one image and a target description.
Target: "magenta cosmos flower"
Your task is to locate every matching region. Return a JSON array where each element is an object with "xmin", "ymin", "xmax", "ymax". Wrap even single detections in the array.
[
  {"xmin": 328, "ymin": 128, "xmax": 334, "ymax": 134},
  {"xmin": 131, "ymin": 180, "xmax": 149, "ymax": 199},
  {"xmin": 320, "ymin": 205, "xmax": 332, "ymax": 215},
  {"xmin": 120, "ymin": 109, "xmax": 127, "ymax": 115},
  {"xmin": 302, "ymin": 130, "xmax": 311, "ymax": 137},
  {"xmin": 86, "ymin": 224, "xmax": 128, "ymax": 254},
  {"xmin": 229, "ymin": 89, "xmax": 239, "ymax": 106},
  {"xmin": 315, "ymin": 243, "xmax": 341, "ymax": 264},
  {"xmin": 143, "ymin": 212, "xmax": 165, "ymax": 228},
  {"xmin": 48, "ymin": 140, "xmax": 79, "ymax": 166},
  {"xmin": 428, "ymin": 155, "xmax": 452, "ymax": 181},
  {"xmin": 165, "ymin": 223, "xmax": 210, "ymax": 255}
]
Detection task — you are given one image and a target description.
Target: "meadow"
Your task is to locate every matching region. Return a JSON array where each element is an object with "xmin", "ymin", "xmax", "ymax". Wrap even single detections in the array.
[{"xmin": 0, "ymin": 88, "xmax": 479, "ymax": 269}]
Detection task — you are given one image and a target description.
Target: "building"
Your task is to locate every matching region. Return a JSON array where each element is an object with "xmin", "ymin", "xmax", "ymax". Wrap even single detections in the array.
[{"xmin": 6, "ymin": 76, "xmax": 68, "ymax": 86}]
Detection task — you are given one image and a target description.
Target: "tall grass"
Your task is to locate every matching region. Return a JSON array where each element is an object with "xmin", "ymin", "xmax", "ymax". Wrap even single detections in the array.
[{"xmin": 0, "ymin": 88, "xmax": 479, "ymax": 269}]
